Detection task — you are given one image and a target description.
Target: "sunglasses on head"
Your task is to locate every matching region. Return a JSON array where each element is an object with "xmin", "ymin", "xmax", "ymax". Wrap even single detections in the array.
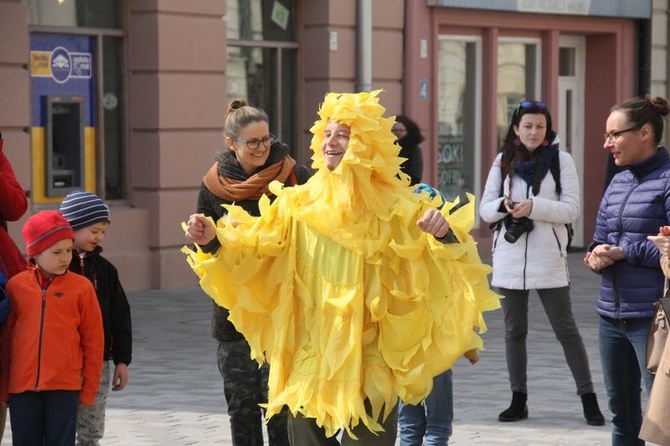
[{"xmin": 514, "ymin": 101, "xmax": 548, "ymax": 118}]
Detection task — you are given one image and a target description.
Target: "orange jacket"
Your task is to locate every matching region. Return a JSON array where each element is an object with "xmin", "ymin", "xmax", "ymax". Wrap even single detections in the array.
[{"xmin": 0, "ymin": 267, "xmax": 104, "ymax": 405}]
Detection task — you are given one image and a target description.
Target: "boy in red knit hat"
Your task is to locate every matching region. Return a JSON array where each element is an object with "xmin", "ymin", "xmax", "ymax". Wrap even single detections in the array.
[{"xmin": 0, "ymin": 210, "xmax": 104, "ymax": 445}]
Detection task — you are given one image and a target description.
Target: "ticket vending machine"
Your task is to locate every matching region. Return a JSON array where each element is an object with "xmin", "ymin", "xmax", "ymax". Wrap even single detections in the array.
[
  {"xmin": 45, "ymin": 95, "xmax": 85, "ymax": 196},
  {"xmin": 30, "ymin": 33, "xmax": 95, "ymax": 203}
]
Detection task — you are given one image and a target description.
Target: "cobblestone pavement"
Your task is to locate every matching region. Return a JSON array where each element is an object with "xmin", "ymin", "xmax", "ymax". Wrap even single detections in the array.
[{"xmin": 3, "ymin": 252, "xmax": 625, "ymax": 445}]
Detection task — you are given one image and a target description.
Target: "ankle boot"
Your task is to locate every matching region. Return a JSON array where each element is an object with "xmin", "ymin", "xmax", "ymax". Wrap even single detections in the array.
[
  {"xmin": 498, "ymin": 391, "xmax": 528, "ymax": 422},
  {"xmin": 581, "ymin": 392, "xmax": 605, "ymax": 426}
]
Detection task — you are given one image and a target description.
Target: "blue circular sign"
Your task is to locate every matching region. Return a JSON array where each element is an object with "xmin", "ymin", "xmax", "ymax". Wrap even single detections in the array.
[{"xmin": 50, "ymin": 46, "xmax": 71, "ymax": 84}]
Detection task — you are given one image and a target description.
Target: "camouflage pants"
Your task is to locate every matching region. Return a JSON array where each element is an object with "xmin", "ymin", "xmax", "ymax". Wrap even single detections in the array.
[
  {"xmin": 217, "ymin": 340, "xmax": 289, "ymax": 446},
  {"xmin": 76, "ymin": 360, "xmax": 110, "ymax": 446}
]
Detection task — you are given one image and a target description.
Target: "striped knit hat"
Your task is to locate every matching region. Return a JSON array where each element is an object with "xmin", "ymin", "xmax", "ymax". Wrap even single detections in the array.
[
  {"xmin": 22, "ymin": 211, "xmax": 75, "ymax": 257},
  {"xmin": 59, "ymin": 190, "xmax": 111, "ymax": 231}
]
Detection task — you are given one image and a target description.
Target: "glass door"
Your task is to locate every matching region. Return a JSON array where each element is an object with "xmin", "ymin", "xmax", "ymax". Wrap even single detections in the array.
[
  {"xmin": 497, "ymin": 39, "xmax": 541, "ymax": 148},
  {"xmin": 558, "ymin": 35, "xmax": 586, "ymax": 248},
  {"xmin": 436, "ymin": 37, "xmax": 481, "ymax": 209}
]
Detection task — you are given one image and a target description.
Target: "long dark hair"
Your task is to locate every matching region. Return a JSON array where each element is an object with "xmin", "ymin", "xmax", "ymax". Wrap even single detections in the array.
[
  {"xmin": 395, "ymin": 114, "xmax": 425, "ymax": 147},
  {"xmin": 500, "ymin": 101, "xmax": 556, "ymax": 176}
]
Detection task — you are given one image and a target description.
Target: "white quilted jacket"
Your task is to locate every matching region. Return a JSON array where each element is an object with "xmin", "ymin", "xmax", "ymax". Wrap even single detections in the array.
[{"xmin": 479, "ymin": 150, "xmax": 580, "ymax": 290}]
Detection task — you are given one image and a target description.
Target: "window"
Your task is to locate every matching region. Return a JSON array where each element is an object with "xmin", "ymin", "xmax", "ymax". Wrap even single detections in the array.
[
  {"xmin": 437, "ymin": 37, "xmax": 481, "ymax": 203},
  {"xmin": 497, "ymin": 40, "xmax": 541, "ymax": 146},
  {"xmin": 226, "ymin": 0, "xmax": 298, "ymax": 155},
  {"xmin": 22, "ymin": 0, "xmax": 122, "ymax": 28}
]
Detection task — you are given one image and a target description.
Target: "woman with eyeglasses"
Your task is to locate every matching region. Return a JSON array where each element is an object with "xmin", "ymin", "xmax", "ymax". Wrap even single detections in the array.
[
  {"xmin": 584, "ymin": 95, "xmax": 670, "ymax": 446},
  {"xmin": 480, "ymin": 101, "xmax": 604, "ymax": 426},
  {"xmin": 192, "ymin": 99, "xmax": 311, "ymax": 446}
]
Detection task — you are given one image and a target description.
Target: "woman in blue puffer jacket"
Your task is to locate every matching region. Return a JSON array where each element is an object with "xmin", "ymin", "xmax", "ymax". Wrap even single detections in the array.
[{"xmin": 585, "ymin": 95, "xmax": 670, "ymax": 446}]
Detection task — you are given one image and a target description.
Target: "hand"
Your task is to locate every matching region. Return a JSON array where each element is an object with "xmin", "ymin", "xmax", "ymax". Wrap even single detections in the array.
[
  {"xmin": 184, "ymin": 214, "xmax": 216, "ymax": 245},
  {"xmin": 112, "ymin": 363, "xmax": 129, "ymax": 391},
  {"xmin": 584, "ymin": 246, "xmax": 618, "ymax": 271},
  {"xmin": 505, "ymin": 199, "xmax": 533, "ymax": 219},
  {"xmin": 592, "ymin": 244, "xmax": 624, "ymax": 262},
  {"xmin": 464, "ymin": 349, "xmax": 479, "ymax": 365},
  {"xmin": 648, "ymin": 227, "xmax": 670, "ymax": 257},
  {"xmin": 584, "ymin": 251, "xmax": 611, "ymax": 271},
  {"xmin": 417, "ymin": 209, "xmax": 449, "ymax": 238}
]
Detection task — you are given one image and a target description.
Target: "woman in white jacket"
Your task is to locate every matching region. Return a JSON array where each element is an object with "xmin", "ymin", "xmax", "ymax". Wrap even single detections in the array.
[{"xmin": 479, "ymin": 101, "xmax": 604, "ymax": 426}]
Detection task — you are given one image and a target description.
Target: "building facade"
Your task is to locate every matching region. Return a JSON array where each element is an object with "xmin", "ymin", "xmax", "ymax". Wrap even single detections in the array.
[{"xmin": 0, "ymin": 0, "xmax": 665, "ymax": 290}]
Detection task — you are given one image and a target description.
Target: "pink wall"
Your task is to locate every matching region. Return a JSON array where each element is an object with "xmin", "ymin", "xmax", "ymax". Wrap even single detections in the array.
[
  {"xmin": 0, "ymin": 1, "xmax": 32, "ymax": 255},
  {"xmin": 299, "ymin": 0, "xmax": 404, "ymax": 159},
  {"xmin": 126, "ymin": 0, "xmax": 226, "ymax": 289}
]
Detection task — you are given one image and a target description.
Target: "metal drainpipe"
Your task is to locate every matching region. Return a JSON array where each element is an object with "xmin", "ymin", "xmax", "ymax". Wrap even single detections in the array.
[{"xmin": 357, "ymin": 0, "xmax": 372, "ymax": 92}]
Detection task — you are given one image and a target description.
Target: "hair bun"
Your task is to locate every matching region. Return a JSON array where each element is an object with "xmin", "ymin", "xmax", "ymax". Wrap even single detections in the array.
[
  {"xmin": 646, "ymin": 95, "xmax": 670, "ymax": 117},
  {"xmin": 225, "ymin": 99, "xmax": 248, "ymax": 119}
]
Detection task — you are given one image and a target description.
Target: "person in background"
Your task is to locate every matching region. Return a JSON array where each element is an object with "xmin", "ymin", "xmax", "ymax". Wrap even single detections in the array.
[
  {"xmin": 398, "ymin": 184, "xmax": 479, "ymax": 446},
  {"xmin": 0, "ymin": 211, "xmax": 104, "ymax": 445},
  {"xmin": 392, "ymin": 115, "xmax": 424, "ymax": 186},
  {"xmin": 59, "ymin": 190, "xmax": 133, "ymax": 446},
  {"xmin": 0, "ymin": 131, "xmax": 30, "ymax": 441},
  {"xmin": 585, "ymin": 95, "xmax": 670, "ymax": 446},
  {"xmin": 398, "ymin": 348, "xmax": 479, "ymax": 446},
  {"xmin": 480, "ymin": 101, "xmax": 604, "ymax": 426},
  {"xmin": 641, "ymin": 225, "xmax": 670, "ymax": 445},
  {"xmin": 192, "ymin": 99, "xmax": 311, "ymax": 446},
  {"xmin": 184, "ymin": 90, "xmax": 499, "ymax": 445}
]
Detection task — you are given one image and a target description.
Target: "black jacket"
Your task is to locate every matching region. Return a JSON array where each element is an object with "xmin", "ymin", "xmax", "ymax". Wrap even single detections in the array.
[{"xmin": 69, "ymin": 246, "xmax": 133, "ymax": 364}]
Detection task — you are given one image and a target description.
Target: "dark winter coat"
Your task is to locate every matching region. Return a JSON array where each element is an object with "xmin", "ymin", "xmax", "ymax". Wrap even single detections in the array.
[
  {"xmin": 398, "ymin": 141, "xmax": 423, "ymax": 186},
  {"xmin": 590, "ymin": 147, "xmax": 670, "ymax": 319},
  {"xmin": 69, "ymin": 246, "xmax": 133, "ymax": 365}
]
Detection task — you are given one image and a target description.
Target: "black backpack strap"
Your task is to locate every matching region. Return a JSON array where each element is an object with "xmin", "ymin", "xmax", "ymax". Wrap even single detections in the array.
[
  {"xmin": 550, "ymin": 152, "xmax": 562, "ymax": 195},
  {"xmin": 498, "ymin": 161, "xmax": 507, "ymax": 198}
]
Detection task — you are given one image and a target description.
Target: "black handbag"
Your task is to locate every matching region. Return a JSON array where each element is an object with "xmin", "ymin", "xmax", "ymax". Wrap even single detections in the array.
[{"xmin": 646, "ymin": 279, "xmax": 670, "ymax": 374}]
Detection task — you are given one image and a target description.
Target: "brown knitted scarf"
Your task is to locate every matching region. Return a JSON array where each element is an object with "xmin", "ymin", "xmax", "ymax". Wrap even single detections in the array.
[{"xmin": 203, "ymin": 155, "xmax": 297, "ymax": 202}]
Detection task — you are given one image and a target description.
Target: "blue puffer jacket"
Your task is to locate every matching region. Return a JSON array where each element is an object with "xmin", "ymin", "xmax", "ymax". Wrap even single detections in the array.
[{"xmin": 590, "ymin": 147, "xmax": 670, "ymax": 319}]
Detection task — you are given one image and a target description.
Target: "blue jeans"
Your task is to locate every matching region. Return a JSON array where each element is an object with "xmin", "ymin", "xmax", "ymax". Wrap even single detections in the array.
[
  {"xmin": 398, "ymin": 370, "xmax": 453, "ymax": 446},
  {"xmin": 599, "ymin": 316, "xmax": 654, "ymax": 446},
  {"xmin": 9, "ymin": 390, "xmax": 79, "ymax": 446}
]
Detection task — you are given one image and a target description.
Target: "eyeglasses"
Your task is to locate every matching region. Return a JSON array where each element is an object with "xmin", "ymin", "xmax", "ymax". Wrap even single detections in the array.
[
  {"xmin": 514, "ymin": 101, "xmax": 547, "ymax": 118},
  {"xmin": 233, "ymin": 134, "xmax": 275, "ymax": 150},
  {"xmin": 603, "ymin": 125, "xmax": 641, "ymax": 142}
]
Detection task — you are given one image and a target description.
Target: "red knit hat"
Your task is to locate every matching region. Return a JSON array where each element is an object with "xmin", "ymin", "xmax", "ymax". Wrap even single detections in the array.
[{"xmin": 22, "ymin": 211, "xmax": 75, "ymax": 257}]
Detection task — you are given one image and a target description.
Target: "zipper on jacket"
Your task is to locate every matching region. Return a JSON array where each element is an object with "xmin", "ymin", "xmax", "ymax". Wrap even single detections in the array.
[
  {"xmin": 522, "ymin": 233, "xmax": 529, "ymax": 289},
  {"xmin": 522, "ymin": 183, "xmax": 531, "ymax": 289},
  {"xmin": 35, "ymin": 285, "xmax": 47, "ymax": 390},
  {"xmin": 78, "ymin": 252, "xmax": 98, "ymax": 290},
  {"xmin": 614, "ymin": 181, "xmax": 638, "ymax": 317},
  {"xmin": 551, "ymin": 228, "xmax": 564, "ymax": 257}
]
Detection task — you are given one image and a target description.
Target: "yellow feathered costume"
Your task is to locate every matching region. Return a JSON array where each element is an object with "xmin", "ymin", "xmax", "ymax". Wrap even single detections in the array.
[{"xmin": 184, "ymin": 90, "xmax": 500, "ymax": 437}]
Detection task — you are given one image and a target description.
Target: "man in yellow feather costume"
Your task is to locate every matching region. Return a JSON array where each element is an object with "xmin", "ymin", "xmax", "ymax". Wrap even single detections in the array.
[{"xmin": 184, "ymin": 91, "xmax": 500, "ymax": 444}]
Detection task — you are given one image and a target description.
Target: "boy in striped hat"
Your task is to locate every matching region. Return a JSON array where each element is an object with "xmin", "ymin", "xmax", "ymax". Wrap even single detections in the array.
[{"xmin": 60, "ymin": 190, "xmax": 133, "ymax": 446}]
